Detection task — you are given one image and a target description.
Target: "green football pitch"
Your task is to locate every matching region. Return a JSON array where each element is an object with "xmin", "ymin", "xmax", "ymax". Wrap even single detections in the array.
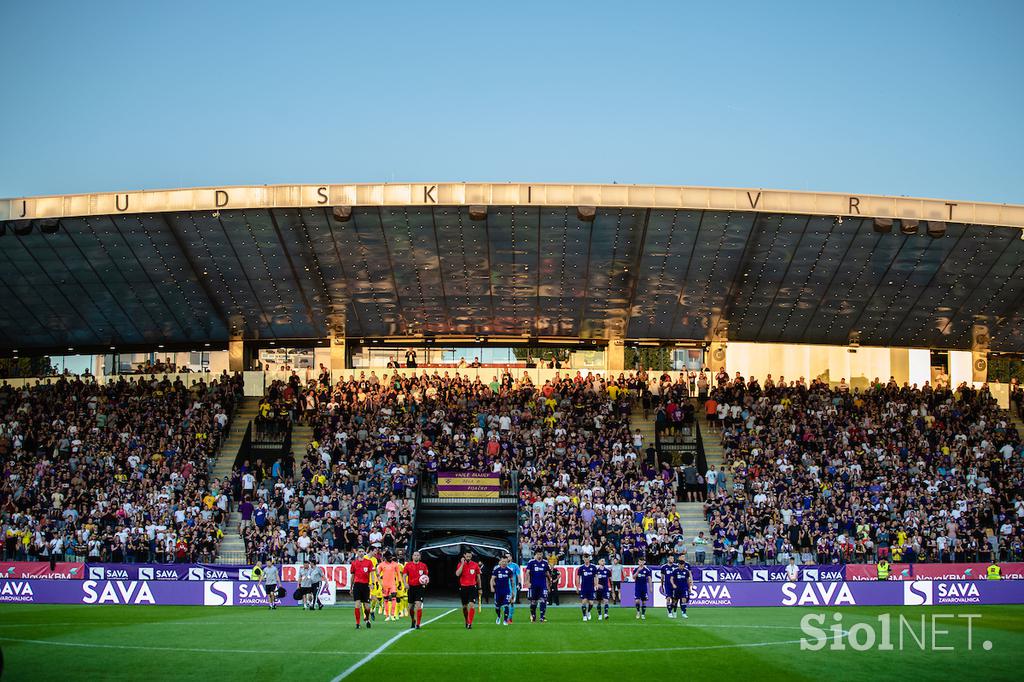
[{"xmin": 1, "ymin": 603, "xmax": 1021, "ymax": 681}]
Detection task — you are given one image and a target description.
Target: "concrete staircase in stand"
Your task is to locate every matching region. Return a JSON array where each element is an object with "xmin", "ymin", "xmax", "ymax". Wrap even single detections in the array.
[
  {"xmin": 633, "ymin": 411, "xmax": 658, "ymax": 462},
  {"xmin": 1008, "ymin": 408, "xmax": 1023, "ymax": 440},
  {"xmin": 211, "ymin": 397, "xmax": 261, "ymax": 480},
  {"xmin": 291, "ymin": 422, "xmax": 315, "ymax": 471},
  {"xmin": 211, "ymin": 397, "xmax": 260, "ymax": 564}
]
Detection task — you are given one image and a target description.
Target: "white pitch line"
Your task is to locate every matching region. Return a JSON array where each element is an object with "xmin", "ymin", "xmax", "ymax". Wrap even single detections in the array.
[
  {"xmin": 0, "ymin": 626, "xmax": 850, "ymax": 660},
  {"xmin": 329, "ymin": 608, "xmax": 456, "ymax": 682},
  {"xmin": 375, "ymin": 630, "xmax": 854, "ymax": 656},
  {"xmin": 0, "ymin": 622, "xmax": 804, "ymax": 631},
  {"xmin": 0, "ymin": 637, "xmax": 372, "ymax": 657}
]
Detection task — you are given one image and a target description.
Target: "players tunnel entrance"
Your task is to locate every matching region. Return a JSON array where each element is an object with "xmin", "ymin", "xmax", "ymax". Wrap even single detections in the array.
[{"xmin": 417, "ymin": 535, "xmax": 512, "ymax": 595}]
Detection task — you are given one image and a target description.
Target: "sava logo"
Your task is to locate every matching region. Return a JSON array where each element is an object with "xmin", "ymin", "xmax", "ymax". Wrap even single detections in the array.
[
  {"xmin": 0, "ymin": 581, "xmax": 35, "ymax": 602},
  {"xmin": 89, "ymin": 567, "xmax": 129, "ymax": 580},
  {"xmin": 155, "ymin": 569, "xmax": 181, "ymax": 580},
  {"xmin": 935, "ymin": 582, "xmax": 981, "ymax": 604},
  {"xmin": 189, "ymin": 568, "xmax": 230, "ymax": 581},
  {"xmin": 801, "ymin": 568, "xmax": 845, "ymax": 582},
  {"xmin": 701, "ymin": 569, "xmax": 742, "ymax": 582},
  {"xmin": 82, "ymin": 581, "xmax": 156, "ymax": 605},
  {"xmin": 235, "ymin": 583, "xmax": 269, "ymax": 605},
  {"xmin": 781, "ymin": 582, "xmax": 856, "ymax": 606},
  {"xmin": 689, "ymin": 584, "xmax": 732, "ymax": 603},
  {"xmin": 903, "ymin": 580, "xmax": 933, "ymax": 606},
  {"xmin": 138, "ymin": 568, "xmax": 153, "ymax": 580},
  {"xmin": 237, "ymin": 569, "xmax": 253, "ymax": 581},
  {"xmin": 204, "ymin": 580, "xmax": 234, "ymax": 606},
  {"xmin": 753, "ymin": 569, "xmax": 785, "ymax": 582}
]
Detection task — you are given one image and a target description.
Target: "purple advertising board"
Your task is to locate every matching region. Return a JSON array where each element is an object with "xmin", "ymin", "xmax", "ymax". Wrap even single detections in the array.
[
  {"xmin": 690, "ymin": 565, "xmax": 847, "ymax": 582},
  {"xmin": 84, "ymin": 564, "xmax": 254, "ymax": 582},
  {"xmin": 0, "ymin": 579, "xmax": 335, "ymax": 607},
  {"xmin": 619, "ymin": 580, "xmax": 1024, "ymax": 608}
]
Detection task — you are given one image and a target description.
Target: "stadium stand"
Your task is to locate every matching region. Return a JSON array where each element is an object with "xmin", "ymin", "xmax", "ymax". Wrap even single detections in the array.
[
  {"xmin": 4, "ymin": 366, "xmax": 1022, "ymax": 569},
  {"xmin": 222, "ymin": 370, "xmax": 682, "ymax": 566},
  {"xmin": 703, "ymin": 375, "xmax": 1024, "ymax": 565},
  {"xmin": 0, "ymin": 373, "xmax": 242, "ymax": 563}
]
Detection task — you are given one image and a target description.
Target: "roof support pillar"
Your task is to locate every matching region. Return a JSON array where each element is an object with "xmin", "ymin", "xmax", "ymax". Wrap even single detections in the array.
[
  {"xmin": 330, "ymin": 336, "xmax": 348, "ymax": 373},
  {"xmin": 229, "ymin": 339, "xmax": 256, "ymax": 372},
  {"xmin": 606, "ymin": 339, "xmax": 625, "ymax": 373}
]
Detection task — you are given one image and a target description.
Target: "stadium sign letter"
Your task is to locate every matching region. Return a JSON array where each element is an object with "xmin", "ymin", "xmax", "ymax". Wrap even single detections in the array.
[
  {"xmin": 215, "ymin": 190, "xmax": 230, "ymax": 208},
  {"xmin": 317, "ymin": 186, "xmax": 328, "ymax": 204},
  {"xmin": 18, "ymin": 200, "xmax": 26, "ymax": 217},
  {"xmin": 116, "ymin": 194, "xmax": 129, "ymax": 211},
  {"xmin": 848, "ymin": 196, "xmax": 861, "ymax": 214},
  {"xmin": 945, "ymin": 202, "xmax": 957, "ymax": 220},
  {"xmin": 747, "ymin": 191, "xmax": 761, "ymax": 208},
  {"xmin": 424, "ymin": 185, "xmax": 436, "ymax": 203}
]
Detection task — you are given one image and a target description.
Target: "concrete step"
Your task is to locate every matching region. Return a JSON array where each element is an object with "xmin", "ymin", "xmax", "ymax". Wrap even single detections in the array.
[
  {"xmin": 209, "ymin": 397, "xmax": 261, "ymax": 483},
  {"xmin": 676, "ymin": 501, "xmax": 710, "ymax": 542},
  {"xmin": 291, "ymin": 424, "xmax": 315, "ymax": 469}
]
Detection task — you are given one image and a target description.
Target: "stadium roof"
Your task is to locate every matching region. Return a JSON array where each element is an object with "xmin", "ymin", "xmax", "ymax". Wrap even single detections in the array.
[{"xmin": 1, "ymin": 183, "xmax": 1023, "ymax": 354}]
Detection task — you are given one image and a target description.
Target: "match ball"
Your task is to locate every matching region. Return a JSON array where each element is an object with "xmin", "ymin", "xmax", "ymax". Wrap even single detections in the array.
[{"xmin": 420, "ymin": 575, "xmax": 430, "ymax": 586}]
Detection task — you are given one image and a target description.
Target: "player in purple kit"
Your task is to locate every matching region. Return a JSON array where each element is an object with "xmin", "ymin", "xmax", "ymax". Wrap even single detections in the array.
[
  {"xmin": 576, "ymin": 555, "xmax": 597, "ymax": 621},
  {"xmin": 632, "ymin": 557, "xmax": 652, "ymax": 620},
  {"xmin": 669, "ymin": 553, "xmax": 693, "ymax": 619},
  {"xmin": 595, "ymin": 557, "xmax": 613, "ymax": 620},
  {"xmin": 660, "ymin": 554, "xmax": 677, "ymax": 618},
  {"xmin": 490, "ymin": 556, "xmax": 515, "ymax": 625},
  {"xmin": 525, "ymin": 549, "xmax": 549, "ymax": 623}
]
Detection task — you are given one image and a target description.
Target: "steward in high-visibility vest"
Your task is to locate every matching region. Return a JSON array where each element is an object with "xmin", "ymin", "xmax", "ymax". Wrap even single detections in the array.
[
  {"xmin": 252, "ymin": 562, "xmax": 265, "ymax": 581},
  {"xmin": 876, "ymin": 560, "xmax": 890, "ymax": 580},
  {"xmin": 987, "ymin": 563, "xmax": 1001, "ymax": 580}
]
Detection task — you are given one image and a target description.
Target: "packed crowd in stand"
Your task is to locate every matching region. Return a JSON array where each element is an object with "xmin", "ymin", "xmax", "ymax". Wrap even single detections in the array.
[
  {"xmin": 229, "ymin": 370, "xmax": 678, "ymax": 566},
  {"xmin": 702, "ymin": 374, "xmax": 1024, "ymax": 565},
  {"xmin": 0, "ymin": 373, "xmax": 241, "ymax": 564},
  {"xmin": 4, "ymin": 360, "xmax": 1023, "ymax": 571}
]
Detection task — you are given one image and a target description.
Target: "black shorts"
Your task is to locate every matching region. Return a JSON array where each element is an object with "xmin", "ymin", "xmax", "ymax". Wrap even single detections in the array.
[
  {"xmin": 352, "ymin": 583, "xmax": 370, "ymax": 602},
  {"xmin": 460, "ymin": 585, "xmax": 478, "ymax": 605},
  {"xmin": 528, "ymin": 585, "xmax": 548, "ymax": 601},
  {"xmin": 408, "ymin": 585, "xmax": 425, "ymax": 604}
]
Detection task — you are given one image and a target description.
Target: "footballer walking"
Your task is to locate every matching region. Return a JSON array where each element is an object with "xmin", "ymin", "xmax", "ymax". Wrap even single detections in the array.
[
  {"xmin": 490, "ymin": 556, "xmax": 515, "ymax": 625},
  {"xmin": 455, "ymin": 549, "xmax": 482, "ymax": 629},
  {"xmin": 525, "ymin": 549, "xmax": 549, "ymax": 623}
]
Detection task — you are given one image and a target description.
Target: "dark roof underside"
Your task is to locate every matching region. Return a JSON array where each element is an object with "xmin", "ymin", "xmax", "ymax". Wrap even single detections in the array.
[{"xmin": 1, "ymin": 206, "xmax": 1022, "ymax": 352}]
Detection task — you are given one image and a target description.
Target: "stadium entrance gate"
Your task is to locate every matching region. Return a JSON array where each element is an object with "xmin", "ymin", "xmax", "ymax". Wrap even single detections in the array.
[{"xmin": 412, "ymin": 473, "xmax": 519, "ymax": 593}]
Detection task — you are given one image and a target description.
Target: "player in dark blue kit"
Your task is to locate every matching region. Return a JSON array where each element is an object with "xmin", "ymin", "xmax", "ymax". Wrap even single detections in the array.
[
  {"xmin": 525, "ymin": 549, "xmax": 549, "ymax": 623},
  {"xmin": 595, "ymin": 557, "xmax": 613, "ymax": 620},
  {"xmin": 576, "ymin": 555, "xmax": 598, "ymax": 621},
  {"xmin": 669, "ymin": 553, "xmax": 693, "ymax": 620},
  {"xmin": 660, "ymin": 554, "xmax": 677, "ymax": 618},
  {"xmin": 490, "ymin": 556, "xmax": 515, "ymax": 625},
  {"xmin": 632, "ymin": 557, "xmax": 652, "ymax": 620}
]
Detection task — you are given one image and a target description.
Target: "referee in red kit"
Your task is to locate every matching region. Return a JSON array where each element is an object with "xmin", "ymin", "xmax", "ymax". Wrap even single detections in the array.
[
  {"xmin": 455, "ymin": 549, "xmax": 482, "ymax": 629},
  {"xmin": 350, "ymin": 550, "xmax": 374, "ymax": 629},
  {"xmin": 402, "ymin": 550, "xmax": 429, "ymax": 629}
]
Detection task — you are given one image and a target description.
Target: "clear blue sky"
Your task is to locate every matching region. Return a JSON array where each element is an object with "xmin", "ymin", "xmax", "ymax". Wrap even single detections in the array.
[{"xmin": 1, "ymin": 0, "xmax": 1021, "ymax": 203}]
